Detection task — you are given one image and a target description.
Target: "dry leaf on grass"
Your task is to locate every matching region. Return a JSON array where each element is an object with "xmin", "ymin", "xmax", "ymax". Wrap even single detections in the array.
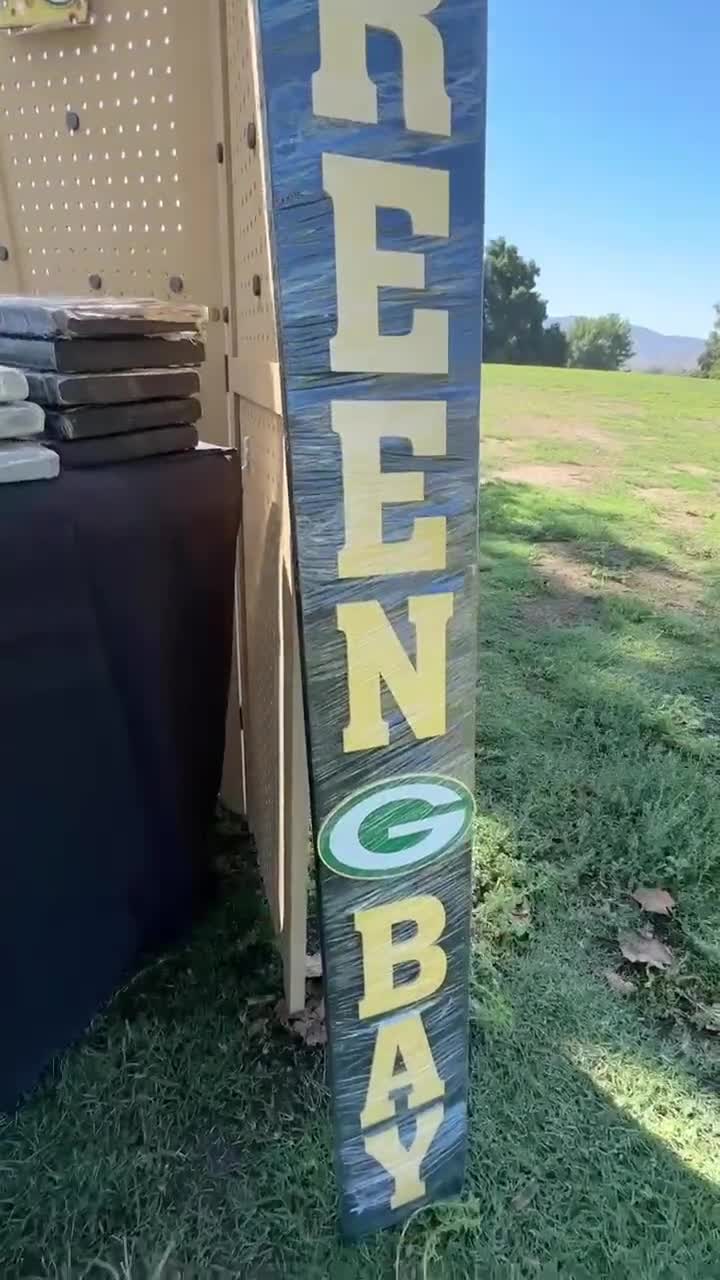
[
  {"xmin": 292, "ymin": 999, "xmax": 327, "ymax": 1047},
  {"xmin": 305, "ymin": 952, "xmax": 323, "ymax": 979},
  {"xmin": 510, "ymin": 902, "xmax": 532, "ymax": 935},
  {"xmin": 604, "ymin": 969, "xmax": 637, "ymax": 996},
  {"xmin": 696, "ymin": 1004, "xmax": 720, "ymax": 1034},
  {"xmin": 275, "ymin": 994, "xmax": 327, "ymax": 1048},
  {"xmin": 632, "ymin": 886, "xmax": 676, "ymax": 917},
  {"xmin": 619, "ymin": 931, "xmax": 673, "ymax": 970},
  {"xmin": 511, "ymin": 1182, "xmax": 538, "ymax": 1212}
]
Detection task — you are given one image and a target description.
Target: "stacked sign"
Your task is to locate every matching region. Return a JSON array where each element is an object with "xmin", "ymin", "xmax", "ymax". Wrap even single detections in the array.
[
  {"xmin": 255, "ymin": 0, "xmax": 487, "ymax": 1237},
  {"xmin": 0, "ymin": 298, "xmax": 205, "ymax": 469}
]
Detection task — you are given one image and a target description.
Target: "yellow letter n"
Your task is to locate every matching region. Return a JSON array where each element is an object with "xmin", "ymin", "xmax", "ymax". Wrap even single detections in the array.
[{"xmin": 337, "ymin": 593, "xmax": 453, "ymax": 753}]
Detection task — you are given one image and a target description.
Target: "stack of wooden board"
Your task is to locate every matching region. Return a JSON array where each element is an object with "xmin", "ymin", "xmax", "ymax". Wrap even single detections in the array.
[
  {"xmin": 0, "ymin": 364, "xmax": 58, "ymax": 483},
  {"xmin": 0, "ymin": 297, "xmax": 207, "ymax": 469}
]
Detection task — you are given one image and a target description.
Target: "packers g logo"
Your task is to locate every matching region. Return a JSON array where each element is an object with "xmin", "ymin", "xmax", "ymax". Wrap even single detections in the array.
[{"xmin": 318, "ymin": 774, "xmax": 475, "ymax": 880}]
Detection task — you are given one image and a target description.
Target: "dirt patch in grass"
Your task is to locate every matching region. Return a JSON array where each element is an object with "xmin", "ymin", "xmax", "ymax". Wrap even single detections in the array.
[
  {"xmin": 667, "ymin": 511, "xmax": 708, "ymax": 536},
  {"xmin": 497, "ymin": 463, "xmax": 607, "ymax": 491},
  {"xmin": 524, "ymin": 545, "xmax": 605, "ymax": 627},
  {"xmin": 482, "ymin": 438, "xmax": 522, "ymax": 464},
  {"xmin": 633, "ymin": 486, "xmax": 710, "ymax": 536},
  {"xmin": 571, "ymin": 425, "xmax": 624, "ymax": 451},
  {"xmin": 593, "ymin": 398, "xmax": 643, "ymax": 418},
  {"xmin": 522, "ymin": 594, "xmax": 600, "ymax": 628},
  {"xmin": 524, "ymin": 541, "xmax": 705, "ymax": 624},
  {"xmin": 675, "ymin": 464, "xmax": 710, "ymax": 477},
  {"xmin": 534, "ymin": 544, "xmax": 603, "ymax": 595},
  {"xmin": 629, "ymin": 567, "xmax": 705, "ymax": 610},
  {"xmin": 521, "ymin": 544, "xmax": 605, "ymax": 627},
  {"xmin": 636, "ymin": 487, "xmax": 684, "ymax": 506},
  {"xmin": 491, "ymin": 417, "xmax": 624, "ymax": 451}
]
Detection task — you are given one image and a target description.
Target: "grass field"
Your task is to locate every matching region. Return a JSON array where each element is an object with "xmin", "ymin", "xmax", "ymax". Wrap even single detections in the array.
[{"xmin": 3, "ymin": 365, "xmax": 720, "ymax": 1278}]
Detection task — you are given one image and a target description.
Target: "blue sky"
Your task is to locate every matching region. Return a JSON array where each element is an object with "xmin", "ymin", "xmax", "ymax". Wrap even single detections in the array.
[{"xmin": 486, "ymin": 0, "xmax": 718, "ymax": 338}]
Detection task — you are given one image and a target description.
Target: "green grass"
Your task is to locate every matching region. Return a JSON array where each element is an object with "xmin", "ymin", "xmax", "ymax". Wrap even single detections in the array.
[{"xmin": 3, "ymin": 366, "xmax": 720, "ymax": 1278}]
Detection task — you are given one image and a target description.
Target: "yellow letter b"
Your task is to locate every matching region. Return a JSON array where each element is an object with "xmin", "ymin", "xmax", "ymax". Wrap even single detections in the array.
[{"xmin": 355, "ymin": 894, "xmax": 447, "ymax": 1020}]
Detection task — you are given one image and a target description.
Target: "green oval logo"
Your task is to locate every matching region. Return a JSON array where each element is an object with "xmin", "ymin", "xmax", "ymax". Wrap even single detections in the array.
[{"xmin": 317, "ymin": 774, "xmax": 475, "ymax": 880}]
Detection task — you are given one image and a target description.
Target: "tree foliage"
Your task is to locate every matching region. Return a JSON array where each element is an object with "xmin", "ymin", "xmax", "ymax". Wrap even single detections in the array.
[
  {"xmin": 542, "ymin": 322, "xmax": 570, "ymax": 369},
  {"xmin": 567, "ymin": 314, "xmax": 634, "ymax": 372},
  {"xmin": 483, "ymin": 238, "xmax": 567, "ymax": 367},
  {"xmin": 698, "ymin": 305, "xmax": 720, "ymax": 378}
]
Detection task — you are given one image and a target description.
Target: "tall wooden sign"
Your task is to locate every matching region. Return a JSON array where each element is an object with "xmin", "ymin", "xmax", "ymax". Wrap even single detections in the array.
[{"xmin": 255, "ymin": 0, "xmax": 487, "ymax": 1237}]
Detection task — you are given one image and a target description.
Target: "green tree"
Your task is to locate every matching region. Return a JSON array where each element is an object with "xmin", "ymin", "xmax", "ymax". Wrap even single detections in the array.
[
  {"xmin": 483, "ymin": 238, "xmax": 566, "ymax": 367},
  {"xmin": 542, "ymin": 322, "xmax": 570, "ymax": 368},
  {"xmin": 567, "ymin": 315, "xmax": 634, "ymax": 371},
  {"xmin": 698, "ymin": 305, "xmax": 720, "ymax": 377}
]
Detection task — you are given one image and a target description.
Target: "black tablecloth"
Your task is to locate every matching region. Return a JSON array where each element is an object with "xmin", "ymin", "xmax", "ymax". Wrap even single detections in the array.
[{"xmin": 0, "ymin": 448, "xmax": 242, "ymax": 1110}]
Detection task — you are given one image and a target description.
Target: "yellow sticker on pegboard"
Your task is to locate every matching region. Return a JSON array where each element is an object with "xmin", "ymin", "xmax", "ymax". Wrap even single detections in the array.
[{"xmin": 0, "ymin": 0, "xmax": 88, "ymax": 29}]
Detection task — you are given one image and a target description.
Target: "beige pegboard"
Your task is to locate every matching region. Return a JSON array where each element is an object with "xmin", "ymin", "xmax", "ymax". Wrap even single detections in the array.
[
  {"xmin": 224, "ymin": 0, "xmax": 277, "ymax": 364},
  {"xmin": 0, "ymin": 0, "xmax": 228, "ymax": 443}
]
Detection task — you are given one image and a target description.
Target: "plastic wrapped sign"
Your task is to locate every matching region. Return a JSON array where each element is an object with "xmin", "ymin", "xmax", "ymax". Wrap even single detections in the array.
[
  {"xmin": 0, "ymin": 0, "xmax": 88, "ymax": 29},
  {"xmin": 255, "ymin": 0, "xmax": 487, "ymax": 1238}
]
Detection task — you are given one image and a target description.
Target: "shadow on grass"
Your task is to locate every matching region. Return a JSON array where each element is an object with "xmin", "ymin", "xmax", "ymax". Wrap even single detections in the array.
[
  {"xmin": 3, "ymin": 859, "xmax": 719, "ymax": 1279},
  {"xmin": 462, "ymin": 478, "xmax": 720, "ymax": 1274},
  {"xmin": 2, "ymin": 813, "xmax": 720, "ymax": 1278},
  {"xmin": 477, "ymin": 484, "xmax": 720, "ymax": 890},
  {"xmin": 459, "ymin": 974, "xmax": 720, "ymax": 1279}
]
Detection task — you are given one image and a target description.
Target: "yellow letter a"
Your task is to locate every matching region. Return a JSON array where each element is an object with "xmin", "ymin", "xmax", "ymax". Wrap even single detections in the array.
[{"xmin": 361, "ymin": 1012, "xmax": 445, "ymax": 1129}]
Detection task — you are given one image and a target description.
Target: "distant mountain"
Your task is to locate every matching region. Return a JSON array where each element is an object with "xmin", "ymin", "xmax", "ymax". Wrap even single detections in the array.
[{"xmin": 551, "ymin": 317, "xmax": 705, "ymax": 373}]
